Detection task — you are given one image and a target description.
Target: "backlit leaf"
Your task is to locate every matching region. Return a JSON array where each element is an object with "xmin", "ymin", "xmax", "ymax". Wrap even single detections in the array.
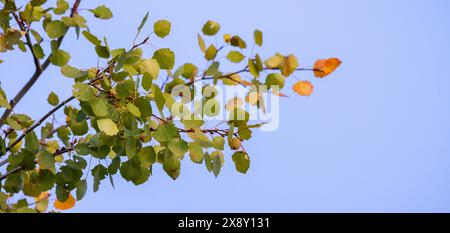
[
  {"xmin": 152, "ymin": 48, "xmax": 175, "ymax": 69},
  {"xmin": 292, "ymin": 80, "xmax": 314, "ymax": 96},
  {"xmin": 154, "ymin": 19, "xmax": 171, "ymax": 38},
  {"xmin": 45, "ymin": 20, "xmax": 68, "ymax": 38},
  {"xmin": 313, "ymin": 58, "xmax": 342, "ymax": 78},
  {"xmin": 254, "ymin": 29, "xmax": 263, "ymax": 47},
  {"xmin": 47, "ymin": 92, "xmax": 59, "ymax": 106},
  {"xmin": 227, "ymin": 51, "xmax": 245, "ymax": 63},
  {"xmin": 232, "ymin": 151, "xmax": 250, "ymax": 174},
  {"xmin": 97, "ymin": 118, "xmax": 119, "ymax": 136},
  {"xmin": 202, "ymin": 20, "xmax": 220, "ymax": 36},
  {"xmin": 91, "ymin": 5, "xmax": 113, "ymax": 20}
]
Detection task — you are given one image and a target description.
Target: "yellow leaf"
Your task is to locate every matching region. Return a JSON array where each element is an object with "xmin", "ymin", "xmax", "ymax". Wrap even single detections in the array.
[
  {"xmin": 313, "ymin": 58, "xmax": 342, "ymax": 78},
  {"xmin": 280, "ymin": 54, "xmax": 298, "ymax": 76},
  {"xmin": 264, "ymin": 53, "xmax": 283, "ymax": 68},
  {"xmin": 223, "ymin": 33, "xmax": 231, "ymax": 43},
  {"xmin": 35, "ymin": 192, "xmax": 50, "ymax": 213},
  {"xmin": 54, "ymin": 193, "xmax": 76, "ymax": 210},
  {"xmin": 97, "ymin": 118, "xmax": 119, "ymax": 136},
  {"xmin": 222, "ymin": 74, "xmax": 242, "ymax": 86},
  {"xmin": 292, "ymin": 81, "xmax": 314, "ymax": 96}
]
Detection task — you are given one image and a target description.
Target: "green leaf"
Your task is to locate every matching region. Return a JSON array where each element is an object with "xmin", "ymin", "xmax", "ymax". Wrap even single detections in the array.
[
  {"xmin": 254, "ymin": 29, "xmax": 263, "ymax": 47},
  {"xmin": 168, "ymin": 138, "xmax": 188, "ymax": 158},
  {"xmin": 227, "ymin": 51, "xmax": 245, "ymax": 63},
  {"xmin": 61, "ymin": 65, "xmax": 87, "ymax": 78},
  {"xmin": 153, "ymin": 123, "xmax": 178, "ymax": 143},
  {"xmin": 32, "ymin": 44, "xmax": 45, "ymax": 59},
  {"xmin": 72, "ymin": 83, "xmax": 94, "ymax": 101},
  {"xmin": 142, "ymin": 74, "xmax": 152, "ymax": 91},
  {"xmin": 76, "ymin": 179, "xmax": 87, "ymax": 200},
  {"xmin": 68, "ymin": 118, "xmax": 88, "ymax": 136},
  {"xmin": 151, "ymin": 84, "xmax": 165, "ymax": 113},
  {"xmin": 181, "ymin": 118, "xmax": 204, "ymax": 129},
  {"xmin": 4, "ymin": 172, "xmax": 24, "ymax": 194},
  {"xmin": 95, "ymin": 46, "xmax": 110, "ymax": 58},
  {"xmin": 265, "ymin": 73, "xmax": 285, "ymax": 88},
  {"xmin": 119, "ymin": 159, "xmax": 150, "ymax": 185},
  {"xmin": 55, "ymin": 185, "xmax": 69, "ymax": 201},
  {"xmin": 248, "ymin": 59, "xmax": 260, "ymax": 78},
  {"xmin": 90, "ymin": 98, "xmax": 109, "ymax": 117},
  {"xmin": 139, "ymin": 58, "xmax": 160, "ymax": 79},
  {"xmin": 125, "ymin": 137, "xmax": 136, "ymax": 159},
  {"xmin": 91, "ymin": 5, "xmax": 113, "ymax": 20},
  {"xmin": 135, "ymin": 97, "xmax": 152, "ymax": 118},
  {"xmin": 181, "ymin": 63, "xmax": 198, "ymax": 79},
  {"xmin": 62, "ymin": 14, "xmax": 87, "ymax": 28},
  {"xmin": 127, "ymin": 103, "xmax": 141, "ymax": 117},
  {"xmin": 0, "ymin": 86, "xmax": 11, "ymax": 109},
  {"xmin": 82, "ymin": 31, "xmax": 102, "ymax": 46},
  {"xmin": 204, "ymin": 44, "xmax": 217, "ymax": 61},
  {"xmin": 163, "ymin": 155, "xmax": 180, "ymax": 180},
  {"xmin": 45, "ymin": 20, "xmax": 68, "ymax": 38},
  {"xmin": 25, "ymin": 131, "xmax": 39, "ymax": 152},
  {"xmin": 47, "ymin": 91, "xmax": 59, "ymax": 106},
  {"xmin": 92, "ymin": 164, "xmax": 107, "ymax": 192},
  {"xmin": 50, "ymin": 49, "xmax": 71, "ymax": 66},
  {"xmin": 37, "ymin": 151, "xmax": 55, "ymax": 171},
  {"xmin": 197, "ymin": 33, "xmax": 206, "ymax": 53},
  {"xmin": 188, "ymin": 129, "xmax": 213, "ymax": 147},
  {"xmin": 137, "ymin": 146, "xmax": 156, "ymax": 168},
  {"xmin": 30, "ymin": 0, "xmax": 47, "ymax": 6},
  {"xmin": 202, "ymin": 20, "xmax": 220, "ymax": 36},
  {"xmin": 232, "ymin": 151, "xmax": 250, "ymax": 174},
  {"xmin": 212, "ymin": 136, "xmax": 225, "ymax": 150},
  {"xmin": 137, "ymin": 12, "xmax": 149, "ymax": 35},
  {"xmin": 154, "ymin": 19, "xmax": 171, "ymax": 38},
  {"xmin": 97, "ymin": 118, "xmax": 119, "ymax": 136},
  {"xmin": 188, "ymin": 142, "xmax": 203, "ymax": 164},
  {"xmin": 212, "ymin": 154, "xmax": 222, "ymax": 177},
  {"xmin": 54, "ymin": 0, "xmax": 69, "ymax": 15},
  {"xmin": 152, "ymin": 48, "xmax": 175, "ymax": 69},
  {"xmin": 19, "ymin": 149, "xmax": 36, "ymax": 170},
  {"xmin": 238, "ymin": 127, "xmax": 252, "ymax": 140}
]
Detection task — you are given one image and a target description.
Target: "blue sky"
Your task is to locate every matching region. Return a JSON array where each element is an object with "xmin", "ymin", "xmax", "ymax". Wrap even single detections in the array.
[{"xmin": 1, "ymin": 0, "xmax": 450, "ymax": 212}]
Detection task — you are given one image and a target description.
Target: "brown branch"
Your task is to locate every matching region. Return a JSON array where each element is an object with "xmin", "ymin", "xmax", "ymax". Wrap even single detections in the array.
[
  {"xmin": 11, "ymin": 12, "xmax": 42, "ymax": 72},
  {"xmin": 187, "ymin": 67, "xmax": 318, "ymax": 88},
  {"xmin": 4, "ymin": 96, "xmax": 76, "ymax": 153},
  {"xmin": 0, "ymin": 0, "xmax": 82, "ymax": 128}
]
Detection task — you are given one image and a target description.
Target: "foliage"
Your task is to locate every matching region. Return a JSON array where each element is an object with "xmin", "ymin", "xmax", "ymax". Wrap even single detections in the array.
[{"xmin": 0, "ymin": 0, "xmax": 341, "ymax": 212}]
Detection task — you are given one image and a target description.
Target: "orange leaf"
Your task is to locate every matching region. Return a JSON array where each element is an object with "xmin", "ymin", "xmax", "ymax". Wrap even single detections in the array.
[
  {"xmin": 313, "ymin": 58, "xmax": 342, "ymax": 78},
  {"xmin": 54, "ymin": 193, "xmax": 76, "ymax": 210},
  {"xmin": 292, "ymin": 81, "xmax": 314, "ymax": 96}
]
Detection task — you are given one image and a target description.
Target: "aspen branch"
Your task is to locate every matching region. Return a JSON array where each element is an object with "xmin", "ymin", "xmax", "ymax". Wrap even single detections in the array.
[{"xmin": 0, "ymin": 0, "xmax": 82, "ymax": 127}]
